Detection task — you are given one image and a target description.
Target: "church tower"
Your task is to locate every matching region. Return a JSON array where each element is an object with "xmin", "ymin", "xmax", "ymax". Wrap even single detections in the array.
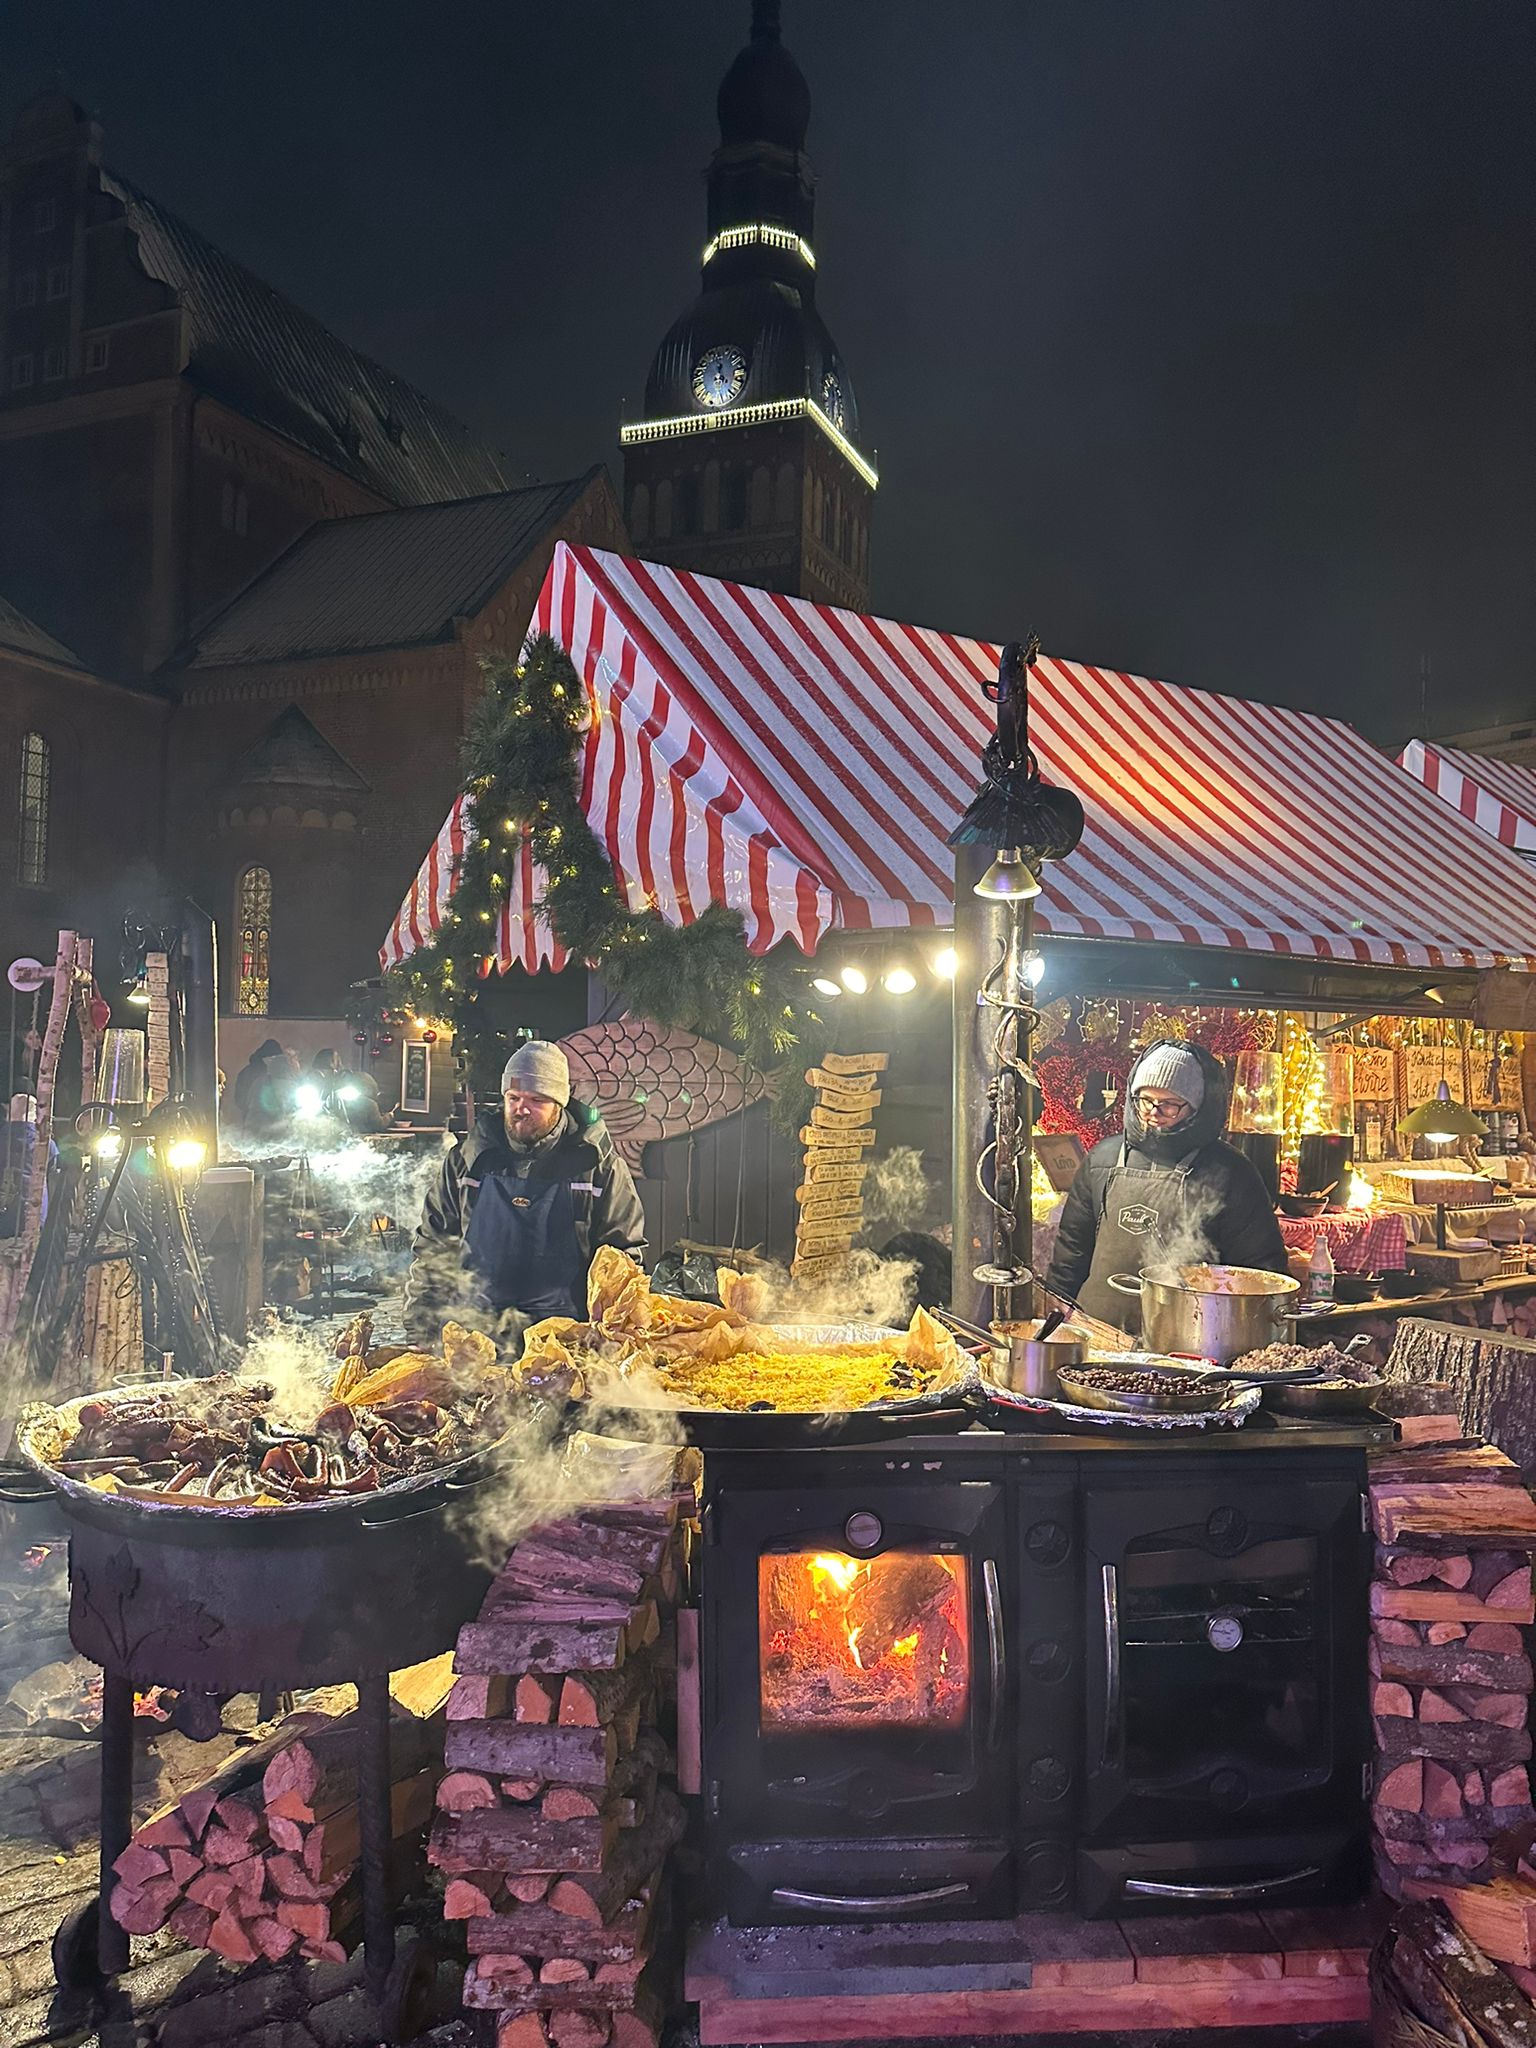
[{"xmin": 621, "ymin": 0, "xmax": 874, "ymax": 610}]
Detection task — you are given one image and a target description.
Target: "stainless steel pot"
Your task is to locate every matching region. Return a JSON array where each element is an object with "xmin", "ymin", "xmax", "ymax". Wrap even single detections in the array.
[
  {"xmin": 1106, "ymin": 1263, "xmax": 1300, "ymax": 1365},
  {"xmin": 991, "ymin": 1320, "xmax": 1089, "ymax": 1397}
]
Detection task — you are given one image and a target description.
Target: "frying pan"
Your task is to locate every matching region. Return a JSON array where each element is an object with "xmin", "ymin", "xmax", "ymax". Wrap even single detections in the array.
[{"xmin": 567, "ymin": 1322, "xmax": 980, "ymax": 1449}]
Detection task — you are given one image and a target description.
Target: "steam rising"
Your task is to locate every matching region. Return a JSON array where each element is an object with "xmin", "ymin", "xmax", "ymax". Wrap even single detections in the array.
[{"xmin": 863, "ymin": 1145, "xmax": 931, "ymax": 1236}]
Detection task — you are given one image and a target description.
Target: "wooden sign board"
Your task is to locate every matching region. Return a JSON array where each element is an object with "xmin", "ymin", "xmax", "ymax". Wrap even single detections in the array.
[
  {"xmin": 1351, "ymin": 1047, "xmax": 1395, "ymax": 1102},
  {"xmin": 401, "ymin": 1039, "xmax": 431, "ymax": 1114},
  {"xmin": 1402, "ymin": 1046, "xmax": 1467, "ymax": 1111},
  {"xmin": 1033, "ymin": 1133, "xmax": 1087, "ymax": 1193}
]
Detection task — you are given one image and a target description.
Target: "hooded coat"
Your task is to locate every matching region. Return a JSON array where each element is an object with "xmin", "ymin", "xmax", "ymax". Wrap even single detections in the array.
[
  {"xmin": 1045, "ymin": 1041, "xmax": 1287, "ymax": 1320},
  {"xmin": 403, "ymin": 1098, "xmax": 646, "ymax": 1345}
]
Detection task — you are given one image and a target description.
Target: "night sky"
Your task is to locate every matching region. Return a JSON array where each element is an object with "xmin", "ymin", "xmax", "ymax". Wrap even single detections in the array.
[{"xmin": 5, "ymin": 0, "xmax": 1533, "ymax": 743}]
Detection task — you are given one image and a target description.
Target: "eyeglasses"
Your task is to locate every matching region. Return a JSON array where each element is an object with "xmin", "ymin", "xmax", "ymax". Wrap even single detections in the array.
[{"xmin": 1133, "ymin": 1093, "xmax": 1191, "ymax": 1120}]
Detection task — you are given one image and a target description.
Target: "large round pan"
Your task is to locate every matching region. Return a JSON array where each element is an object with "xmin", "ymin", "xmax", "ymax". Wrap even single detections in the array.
[
  {"xmin": 569, "ymin": 1321, "xmax": 981, "ymax": 1448},
  {"xmin": 4, "ymin": 1382, "xmax": 514, "ymax": 1527}
]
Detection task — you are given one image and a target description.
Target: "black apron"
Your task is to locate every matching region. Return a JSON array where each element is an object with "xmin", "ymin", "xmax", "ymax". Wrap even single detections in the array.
[
  {"xmin": 462, "ymin": 1170, "xmax": 585, "ymax": 1323},
  {"xmin": 1077, "ymin": 1141, "xmax": 1205, "ymax": 1333}
]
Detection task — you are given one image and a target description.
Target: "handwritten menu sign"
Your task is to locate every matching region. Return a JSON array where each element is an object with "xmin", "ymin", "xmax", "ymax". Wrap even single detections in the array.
[
  {"xmin": 1351, "ymin": 1047, "xmax": 1396, "ymax": 1102},
  {"xmin": 1469, "ymin": 1054, "xmax": 1523, "ymax": 1111},
  {"xmin": 1401, "ymin": 1046, "xmax": 1467, "ymax": 1110}
]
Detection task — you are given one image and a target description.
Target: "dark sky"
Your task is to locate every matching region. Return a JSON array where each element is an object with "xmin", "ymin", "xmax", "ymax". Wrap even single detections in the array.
[{"xmin": 5, "ymin": 0, "xmax": 1534, "ymax": 742}]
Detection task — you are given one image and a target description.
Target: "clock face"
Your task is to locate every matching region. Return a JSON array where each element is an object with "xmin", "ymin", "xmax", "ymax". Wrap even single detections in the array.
[
  {"xmin": 821, "ymin": 371, "xmax": 846, "ymax": 429},
  {"xmin": 693, "ymin": 347, "xmax": 747, "ymax": 409}
]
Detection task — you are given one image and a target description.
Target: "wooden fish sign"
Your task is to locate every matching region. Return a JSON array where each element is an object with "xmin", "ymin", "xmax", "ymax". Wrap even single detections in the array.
[{"xmin": 558, "ymin": 1021, "xmax": 771, "ymax": 1169}]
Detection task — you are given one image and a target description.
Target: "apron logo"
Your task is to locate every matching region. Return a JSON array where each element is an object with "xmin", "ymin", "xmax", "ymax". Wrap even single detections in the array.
[
  {"xmin": 1117, "ymin": 1204, "xmax": 1160, "ymax": 1235},
  {"xmin": 511, "ymin": 1196, "xmax": 530, "ymax": 1209}
]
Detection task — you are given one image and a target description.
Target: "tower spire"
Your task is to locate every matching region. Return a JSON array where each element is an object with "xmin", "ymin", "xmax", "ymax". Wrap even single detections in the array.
[{"xmin": 752, "ymin": 0, "xmax": 781, "ymax": 41}]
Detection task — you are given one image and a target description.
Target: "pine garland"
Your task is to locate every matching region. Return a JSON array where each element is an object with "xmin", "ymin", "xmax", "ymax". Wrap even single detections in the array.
[{"xmin": 382, "ymin": 634, "xmax": 828, "ymax": 1109}]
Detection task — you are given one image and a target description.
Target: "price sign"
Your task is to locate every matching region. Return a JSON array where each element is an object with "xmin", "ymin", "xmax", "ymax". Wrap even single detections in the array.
[{"xmin": 1350, "ymin": 1047, "xmax": 1395, "ymax": 1102}]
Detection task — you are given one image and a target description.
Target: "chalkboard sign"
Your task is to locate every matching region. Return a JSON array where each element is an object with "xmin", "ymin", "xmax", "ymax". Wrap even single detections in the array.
[{"xmin": 401, "ymin": 1040, "xmax": 431, "ymax": 1114}]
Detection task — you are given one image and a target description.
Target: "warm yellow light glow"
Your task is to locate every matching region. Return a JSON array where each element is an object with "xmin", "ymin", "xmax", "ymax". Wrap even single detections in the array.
[
  {"xmin": 620, "ymin": 397, "xmax": 878, "ymax": 489},
  {"xmin": 1345, "ymin": 1172, "xmax": 1376, "ymax": 1210},
  {"xmin": 702, "ymin": 223, "xmax": 815, "ymax": 269},
  {"xmin": 809, "ymin": 1552, "xmax": 864, "ymax": 1592},
  {"xmin": 94, "ymin": 1129, "xmax": 123, "ymax": 1161},
  {"xmin": 882, "ymin": 966, "xmax": 917, "ymax": 995},
  {"xmin": 811, "ymin": 975, "xmax": 842, "ymax": 998},
  {"xmin": 973, "ymin": 850, "xmax": 1041, "ymax": 901},
  {"xmin": 933, "ymin": 946, "xmax": 959, "ymax": 978},
  {"xmin": 165, "ymin": 1137, "xmax": 206, "ymax": 1172},
  {"xmin": 839, "ymin": 964, "xmax": 869, "ymax": 995}
]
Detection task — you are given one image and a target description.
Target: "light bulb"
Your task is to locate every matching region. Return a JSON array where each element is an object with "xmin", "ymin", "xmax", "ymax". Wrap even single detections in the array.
[
  {"xmin": 95, "ymin": 1129, "xmax": 123, "ymax": 1161},
  {"xmin": 840, "ymin": 964, "xmax": 868, "ymax": 995},
  {"xmin": 811, "ymin": 976, "xmax": 842, "ymax": 998},
  {"xmin": 1023, "ymin": 952, "xmax": 1046, "ymax": 987},
  {"xmin": 165, "ymin": 1137, "xmax": 206, "ymax": 1172},
  {"xmin": 932, "ymin": 946, "xmax": 959, "ymax": 979},
  {"xmin": 293, "ymin": 1084, "xmax": 324, "ymax": 1118},
  {"xmin": 882, "ymin": 966, "xmax": 918, "ymax": 995}
]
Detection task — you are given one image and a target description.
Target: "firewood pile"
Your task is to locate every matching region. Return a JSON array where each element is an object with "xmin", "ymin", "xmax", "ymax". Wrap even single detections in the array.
[
  {"xmin": 1370, "ymin": 1391, "xmax": 1536, "ymax": 1901},
  {"xmin": 108, "ymin": 1675, "xmax": 447, "ymax": 1964},
  {"xmin": 433, "ymin": 1491, "xmax": 694, "ymax": 2048}
]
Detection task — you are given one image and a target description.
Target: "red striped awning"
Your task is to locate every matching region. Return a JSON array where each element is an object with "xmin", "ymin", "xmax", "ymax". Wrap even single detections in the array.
[
  {"xmin": 1399, "ymin": 738, "xmax": 1536, "ymax": 857},
  {"xmin": 383, "ymin": 545, "xmax": 1536, "ymax": 976}
]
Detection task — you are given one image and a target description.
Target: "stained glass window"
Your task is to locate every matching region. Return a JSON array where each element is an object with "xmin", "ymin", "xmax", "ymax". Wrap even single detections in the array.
[
  {"xmin": 17, "ymin": 732, "xmax": 49, "ymax": 886},
  {"xmin": 237, "ymin": 866, "xmax": 271, "ymax": 1015}
]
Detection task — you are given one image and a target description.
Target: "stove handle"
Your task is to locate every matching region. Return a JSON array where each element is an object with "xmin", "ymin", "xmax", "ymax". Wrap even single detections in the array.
[
  {"xmin": 982, "ymin": 1557, "xmax": 1005, "ymax": 1750},
  {"xmin": 770, "ymin": 1881, "xmax": 972, "ymax": 1915},
  {"xmin": 0, "ymin": 1460, "xmax": 52, "ymax": 1504},
  {"xmin": 1100, "ymin": 1562, "xmax": 1121, "ymax": 1769},
  {"xmin": 358, "ymin": 1468, "xmax": 495, "ymax": 1530},
  {"xmin": 1123, "ymin": 1865, "xmax": 1322, "ymax": 1903}
]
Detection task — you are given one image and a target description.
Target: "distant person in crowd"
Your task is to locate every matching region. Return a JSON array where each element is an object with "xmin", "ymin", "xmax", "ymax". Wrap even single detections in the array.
[
  {"xmin": 231, "ymin": 1039, "xmax": 287, "ymax": 1133},
  {"xmin": 405, "ymin": 1040, "xmax": 645, "ymax": 1347},
  {"xmin": 1047, "ymin": 1040, "xmax": 1287, "ymax": 1332}
]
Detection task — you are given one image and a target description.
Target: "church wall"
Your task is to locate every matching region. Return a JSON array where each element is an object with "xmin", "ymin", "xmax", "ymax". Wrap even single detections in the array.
[{"xmin": 0, "ymin": 647, "xmax": 168, "ymax": 975}]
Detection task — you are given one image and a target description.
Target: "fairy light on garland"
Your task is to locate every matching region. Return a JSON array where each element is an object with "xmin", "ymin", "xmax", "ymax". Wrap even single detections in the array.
[
  {"xmin": 1280, "ymin": 1013, "xmax": 1330, "ymax": 1164},
  {"xmin": 363, "ymin": 633, "xmax": 831, "ymax": 1101}
]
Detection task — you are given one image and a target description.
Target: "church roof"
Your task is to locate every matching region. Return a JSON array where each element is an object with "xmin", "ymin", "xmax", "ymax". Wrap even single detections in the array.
[
  {"xmin": 229, "ymin": 705, "xmax": 369, "ymax": 794},
  {"xmin": 100, "ymin": 168, "xmax": 512, "ymax": 507},
  {"xmin": 0, "ymin": 595, "xmax": 87, "ymax": 671},
  {"xmin": 183, "ymin": 472, "xmax": 600, "ymax": 668}
]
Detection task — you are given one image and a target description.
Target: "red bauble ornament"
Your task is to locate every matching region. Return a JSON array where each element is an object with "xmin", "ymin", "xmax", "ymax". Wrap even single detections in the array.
[
  {"xmin": 353, "ymin": 1031, "xmax": 368, "ymax": 1044},
  {"xmin": 422, "ymin": 1030, "xmax": 438, "ymax": 1043},
  {"xmin": 89, "ymin": 996, "xmax": 112, "ymax": 1035}
]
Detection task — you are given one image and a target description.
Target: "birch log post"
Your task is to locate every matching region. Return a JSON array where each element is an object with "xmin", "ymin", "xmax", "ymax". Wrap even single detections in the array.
[
  {"xmin": 18, "ymin": 931, "xmax": 76, "ymax": 1271},
  {"xmin": 1387, "ymin": 1318, "xmax": 1536, "ymax": 1471}
]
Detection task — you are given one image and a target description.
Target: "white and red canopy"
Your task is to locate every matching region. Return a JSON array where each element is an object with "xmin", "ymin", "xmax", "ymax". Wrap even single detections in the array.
[
  {"xmin": 1399, "ymin": 737, "xmax": 1536, "ymax": 859},
  {"xmin": 384, "ymin": 545, "xmax": 1536, "ymax": 976}
]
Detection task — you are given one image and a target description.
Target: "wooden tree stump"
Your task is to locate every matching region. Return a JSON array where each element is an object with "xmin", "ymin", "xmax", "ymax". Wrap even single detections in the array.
[{"xmin": 1386, "ymin": 1319, "xmax": 1536, "ymax": 1471}]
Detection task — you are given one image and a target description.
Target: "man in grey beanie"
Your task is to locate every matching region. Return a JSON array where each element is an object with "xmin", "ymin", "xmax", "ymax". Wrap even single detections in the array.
[
  {"xmin": 1046, "ymin": 1039, "xmax": 1286, "ymax": 1333},
  {"xmin": 404, "ymin": 1039, "xmax": 645, "ymax": 1346}
]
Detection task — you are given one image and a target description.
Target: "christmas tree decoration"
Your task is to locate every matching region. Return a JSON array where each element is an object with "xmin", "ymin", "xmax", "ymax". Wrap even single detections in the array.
[{"xmin": 375, "ymin": 634, "xmax": 829, "ymax": 1099}]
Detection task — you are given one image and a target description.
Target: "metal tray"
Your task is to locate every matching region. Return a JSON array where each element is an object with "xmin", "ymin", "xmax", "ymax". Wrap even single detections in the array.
[
  {"xmin": 983, "ymin": 1381, "xmax": 1261, "ymax": 1434},
  {"xmin": 1055, "ymin": 1364, "xmax": 1228, "ymax": 1414}
]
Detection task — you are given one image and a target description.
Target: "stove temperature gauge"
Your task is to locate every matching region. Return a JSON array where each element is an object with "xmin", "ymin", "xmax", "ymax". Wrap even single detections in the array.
[
  {"xmin": 1206, "ymin": 1612, "xmax": 1244, "ymax": 1654},
  {"xmin": 844, "ymin": 1511, "xmax": 883, "ymax": 1554}
]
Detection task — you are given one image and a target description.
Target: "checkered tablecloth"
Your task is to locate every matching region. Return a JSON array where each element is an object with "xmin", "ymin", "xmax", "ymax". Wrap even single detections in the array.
[{"xmin": 1277, "ymin": 1211, "xmax": 1409, "ymax": 1273}]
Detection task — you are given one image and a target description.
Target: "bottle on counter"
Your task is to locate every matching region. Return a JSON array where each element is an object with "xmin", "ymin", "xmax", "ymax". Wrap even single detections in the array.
[{"xmin": 1303, "ymin": 1233, "xmax": 1335, "ymax": 1307}]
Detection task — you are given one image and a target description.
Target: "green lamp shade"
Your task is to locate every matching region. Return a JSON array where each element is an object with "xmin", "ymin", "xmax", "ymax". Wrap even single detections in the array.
[{"xmin": 1397, "ymin": 1080, "xmax": 1485, "ymax": 1142}]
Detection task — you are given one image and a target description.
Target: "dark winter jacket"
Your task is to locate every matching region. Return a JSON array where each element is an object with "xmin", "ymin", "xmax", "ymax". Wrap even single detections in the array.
[
  {"xmin": 1045, "ymin": 1041, "xmax": 1287, "ymax": 1302},
  {"xmin": 403, "ymin": 1099, "xmax": 646, "ymax": 1345}
]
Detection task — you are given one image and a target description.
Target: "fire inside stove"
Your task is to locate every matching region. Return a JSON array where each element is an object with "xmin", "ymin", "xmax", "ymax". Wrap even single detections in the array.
[{"xmin": 758, "ymin": 1547, "xmax": 971, "ymax": 1733}]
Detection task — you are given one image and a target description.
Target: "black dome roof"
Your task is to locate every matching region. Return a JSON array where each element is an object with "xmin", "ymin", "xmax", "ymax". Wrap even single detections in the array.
[
  {"xmin": 716, "ymin": 3, "xmax": 810, "ymax": 152},
  {"xmin": 643, "ymin": 279, "xmax": 859, "ymax": 442}
]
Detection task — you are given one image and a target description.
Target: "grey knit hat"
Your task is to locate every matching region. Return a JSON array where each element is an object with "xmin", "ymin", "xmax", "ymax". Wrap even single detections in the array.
[
  {"xmin": 500, "ymin": 1040, "xmax": 570, "ymax": 1106},
  {"xmin": 1129, "ymin": 1042, "xmax": 1205, "ymax": 1110}
]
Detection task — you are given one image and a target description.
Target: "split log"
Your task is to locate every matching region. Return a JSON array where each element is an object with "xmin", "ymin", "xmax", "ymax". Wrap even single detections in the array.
[
  {"xmin": 1429, "ymin": 1622, "xmax": 1471, "ymax": 1644},
  {"xmin": 444, "ymin": 1875, "xmax": 505, "ymax": 1920},
  {"xmin": 303, "ymin": 1769, "xmax": 435, "ymax": 1884},
  {"xmin": 477, "ymin": 1956, "xmax": 536, "ymax": 1986},
  {"xmin": 1371, "ymin": 1442, "xmax": 1523, "ymax": 1485},
  {"xmin": 109, "ymin": 1876, "xmax": 181, "ymax": 1933},
  {"xmin": 1375, "ymin": 1718, "xmax": 1532, "ymax": 1769},
  {"xmin": 1392, "ymin": 1897, "xmax": 1536, "ymax": 2043},
  {"xmin": 167, "ymin": 1903, "xmax": 214, "ymax": 1948},
  {"xmin": 1378, "ymin": 1759, "xmax": 1425, "ymax": 1811},
  {"xmin": 549, "ymin": 2015, "xmax": 610, "ymax": 2048},
  {"xmin": 1423, "ymin": 1761, "xmax": 1465, "ymax": 1819},
  {"xmin": 1420, "ymin": 1690, "xmax": 1470, "ymax": 1724},
  {"xmin": 1374, "ymin": 1682, "xmax": 1414, "ymax": 1718},
  {"xmin": 449, "ymin": 1675, "xmax": 515, "ymax": 1722},
  {"xmin": 438, "ymin": 1772, "xmax": 499, "ymax": 1814},
  {"xmin": 444, "ymin": 1722, "xmax": 617, "ymax": 1789},
  {"xmin": 1372, "ymin": 1636, "xmax": 1534, "ymax": 1691},
  {"xmin": 517, "ymin": 1676, "xmax": 559, "ymax": 1724},
  {"xmin": 539, "ymin": 1959, "xmax": 591, "ymax": 1985},
  {"xmin": 1473, "ymin": 1624, "xmax": 1531, "ymax": 1655},
  {"xmin": 558, "ymin": 1659, "xmax": 654, "ymax": 1730},
  {"xmin": 508, "ymin": 1876, "xmax": 552, "ymax": 1903},
  {"xmin": 495, "ymin": 2021, "xmax": 551, "ymax": 2048},
  {"xmin": 467, "ymin": 1892, "xmax": 654, "ymax": 1963},
  {"xmin": 502, "ymin": 1778, "xmax": 544, "ymax": 1803},
  {"xmin": 1371, "ymin": 1585, "xmax": 1536, "ymax": 1626},
  {"xmin": 428, "ymin": 1806, "xmax": 617, "ymax": 1876},
  {"xmin": 545, "ymin": 1787, "xmax": 685, "ymax": 1926},
  {"xmin": 455, "ymin": 1621, "xmax": 626, "ymax": 1677}
]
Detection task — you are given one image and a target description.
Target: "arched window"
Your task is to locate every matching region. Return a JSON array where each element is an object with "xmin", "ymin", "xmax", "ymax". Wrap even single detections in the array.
[
  {"xmin": 722, "ymin": 465, "xmax": 748, "ymax": 531},
  {"xmin": 236, "ymin": 865, "xmax": 272, "ymax": 1015},
  {"xmin": 628, "ymin": 483, "xmax": 650, "ymax": 541},
  {"xmin": 775, "ymin": 462, "xmax": 797, "ymax": 525},
  {"xmin": 17, "ymin": 731, "xmax": 49, "ymax": 886},
  {"xmin": 749, "ymin": 465, "xmax": 771, "ymax": 529},
  {"xmin": 654, "ymin": 479, "xmax": 673, "ymax": 538}
]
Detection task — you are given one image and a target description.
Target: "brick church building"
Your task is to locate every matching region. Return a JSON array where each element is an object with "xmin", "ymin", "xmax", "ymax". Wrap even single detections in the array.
[{"xmin": 0, "ymin": 1, "xmax": 864, "ymax": 1030}]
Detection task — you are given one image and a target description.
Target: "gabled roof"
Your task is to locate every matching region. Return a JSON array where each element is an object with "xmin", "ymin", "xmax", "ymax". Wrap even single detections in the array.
[
  {"xmin": 386, "ymin": 544, "xmax": 1536, "ymax": 977},
  {"xmin": 99, "ymin": 169, "xmax": 511, "ymax": 508},
  {"xmin": 0, "ymin": 596, "xmax": 87, "ymax": 671},
  {"xmin": 183, "ymin": 473, "xmax": 600, "ymax": 668},
  {"xmin": 1400, "ymin": 738, "xmax": 1536, "ymax": 855},
  {"xmin": 229, "ymin": 706, "xmax": 369, "ymax": 794}
]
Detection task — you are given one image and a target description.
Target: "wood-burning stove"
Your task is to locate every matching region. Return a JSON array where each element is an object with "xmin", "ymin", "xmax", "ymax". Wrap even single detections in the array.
[
  {"xmin": 702, "ymin": 1444, "xmax": 1013, "ymax": 1924},
  {"xmin": 700, "ymin": 1426, "xmax": 1373, "ymax": 1928}
]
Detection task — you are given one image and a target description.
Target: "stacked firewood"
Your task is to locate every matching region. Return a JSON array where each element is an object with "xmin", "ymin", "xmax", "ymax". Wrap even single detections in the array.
[
  {"xmin": 109, "ymin": 1684, "xmax": 443, "ymax": 1964},
  {"xmin": 1370, "ymin": 1418, "xmax": 1536, "ymax": 1898},
  {"xmin": 1376, "ymin": 1896, "xmax": 1536, "ymax": 2044},
  {"xmin": 434, "ymin": 1495, "xmax": 692, "ymax": 2048},
  {"xmin": 793, "ymin": 1051, "xmax": 886, "ymax": 1281}
]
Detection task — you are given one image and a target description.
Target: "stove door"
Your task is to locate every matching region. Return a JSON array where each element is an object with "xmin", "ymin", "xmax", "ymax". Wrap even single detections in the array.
[
  {"xmin": 705, "ymin": 1476, "xmax": 1009, "ymax": 1842},
  {"xmin": 1081, "ymin": 1462, "xmax": 1367, "ymax": 1841}
]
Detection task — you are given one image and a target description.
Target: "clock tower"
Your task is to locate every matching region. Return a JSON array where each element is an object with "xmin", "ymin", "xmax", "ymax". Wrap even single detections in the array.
[{"xmin": 621, "ymin": 0, "xmax": 874, "ymax": 610}]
